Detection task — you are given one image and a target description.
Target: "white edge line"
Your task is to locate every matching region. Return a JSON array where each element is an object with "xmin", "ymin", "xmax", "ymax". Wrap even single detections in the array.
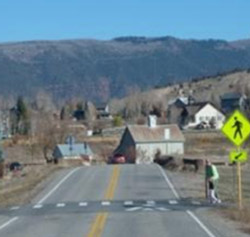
[
  {"xmin": 157, "ymin": 165, "xmax": 180, "ymax": 199},
  {"xmin": 0, "ymin": 168, "xmax": 80, "ymax": 232},
  {"xmin": 0, "ymin": 217, "xmax": 19, "ymax": 231},
  {"xmin": 187, "ymin": 210, "xmax": 216, "ymax": 237},
  {"xmin": 157, "ymin": 164, "xmax": 216, "ymax": 237},
  {"xmin": 37, "ymin": 167, "xmax": 80, "ymax": 204}
]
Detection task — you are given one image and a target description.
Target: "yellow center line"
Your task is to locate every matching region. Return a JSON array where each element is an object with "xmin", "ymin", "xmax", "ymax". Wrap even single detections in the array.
[
  {"xmin": 104, "ymin": 166, "xmax": 120, "ymax": 200},
  {"xmin": 86, "ymin": 166, "xmax": 120, "ymax": 237}
]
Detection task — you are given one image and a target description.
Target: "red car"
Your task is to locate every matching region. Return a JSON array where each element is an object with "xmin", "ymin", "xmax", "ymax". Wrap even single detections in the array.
[{"xmin": 109, "ymin": 154, "xmax": 126, "ymax": 164}]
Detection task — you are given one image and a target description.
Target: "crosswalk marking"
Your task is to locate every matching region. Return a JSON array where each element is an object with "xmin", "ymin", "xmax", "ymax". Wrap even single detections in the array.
[
  {"xmin": 143, "ymin": 208, "xmax": 153, "ymax": 211},
  {"xmin": 169, "ymin": 200, "xmax": 178, "ymax": 205},
  {"xmin": 126, "ymin": 207, "xmax": 142, "ymax": 212},
  {"xmin": 101, "ymin": 201, "xmax": 111, "ymax": 206},
  {"xmin": 10, "ymin": 206, "xmax": 20, "ymax": 211},
  {"xmin": 124, "ymin": 201, "xmax": 134, "ymax": 206},
  {"xmin": 146, "ymin": 200, "xmax": 155, "ymax": 206},
  {"xmin": 33, "ymin": 204, "xmax": 43, "ymax": 209},
  {"xmin": 191, "ymin": 201, "xmax": 201, "ymax": 205},
  {"xmin": 156, "ymin": 207, "xmax": 170, "ymax": 211}
]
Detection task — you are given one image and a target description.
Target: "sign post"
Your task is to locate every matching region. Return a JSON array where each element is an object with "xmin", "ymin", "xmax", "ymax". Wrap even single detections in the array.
[
  {"xmin": 237, "ymin": 162, "xmax": 242, "ymax": 209},
  {"xmin": 221, "ymin": 110, "xmax": 250, "ymax": 210}
]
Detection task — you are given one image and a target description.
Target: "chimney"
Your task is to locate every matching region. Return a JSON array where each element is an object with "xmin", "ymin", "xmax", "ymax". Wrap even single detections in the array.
[
  {"xmin": 148, "ymin": 115, "xmax": 157, "ymax": 128},
  {"xmin": 164, "ymin": 128, "xmax": 170, "ymax": 140}
]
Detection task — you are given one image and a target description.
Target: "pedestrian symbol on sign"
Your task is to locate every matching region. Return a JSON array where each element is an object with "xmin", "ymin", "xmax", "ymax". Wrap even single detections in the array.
[{"xmin": 232, "ymin": 116, "xmax": 243, "ymax": 139}]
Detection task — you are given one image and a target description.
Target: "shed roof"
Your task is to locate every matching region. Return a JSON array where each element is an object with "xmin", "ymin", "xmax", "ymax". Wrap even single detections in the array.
[
  {"xmin": 127, "ymin": 124, "xmax": 185, "ymax": 143},
  {"xmin": 55, "ymin": 143, "xmax": 93, "ymax": 157},
  {"xmin": 185, "ymin": 102, "xmax": 207, "ymax": 116}
]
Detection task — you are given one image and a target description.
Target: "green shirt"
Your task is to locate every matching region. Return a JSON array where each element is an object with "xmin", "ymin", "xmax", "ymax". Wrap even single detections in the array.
[
  {"xmin": 206, "ymin": 164, "xmax": 219, "ymax": 180},
  {"xmin": 211, "ymin": 165, "xmax": 219, "ymax": 180}
]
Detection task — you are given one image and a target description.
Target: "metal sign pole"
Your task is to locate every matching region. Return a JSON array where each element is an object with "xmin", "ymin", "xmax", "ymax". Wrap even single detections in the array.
[{"xmin": 237, "ymin": 161, "xmax": 242, "ymax": 210}]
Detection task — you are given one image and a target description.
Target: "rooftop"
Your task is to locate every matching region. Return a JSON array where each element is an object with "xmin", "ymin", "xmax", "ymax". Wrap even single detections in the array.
[{"xmin": 127, "ymin": 124, "xmax": 185, "ymax": 143}]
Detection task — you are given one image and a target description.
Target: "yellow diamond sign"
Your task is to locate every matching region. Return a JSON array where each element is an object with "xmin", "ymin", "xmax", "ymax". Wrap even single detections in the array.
[
  {"xmin": 221, "ymin": 110, "xmax": 250, "ymax": 147},
  {"xmin": 229, "ymin": 150, "xmax": 248, "ymax": 163}
]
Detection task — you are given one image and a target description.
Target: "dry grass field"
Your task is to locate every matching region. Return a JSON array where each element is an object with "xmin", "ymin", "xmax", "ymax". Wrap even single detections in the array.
[{"xmin": 0, "ymin": 165, "xmax": 61, "ymax": 207}]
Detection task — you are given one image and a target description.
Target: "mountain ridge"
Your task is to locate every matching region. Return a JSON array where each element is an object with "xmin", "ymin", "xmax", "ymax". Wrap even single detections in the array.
[{"xmin": 0, "ymin": 36, "xmax": 250, "ymax": 102}]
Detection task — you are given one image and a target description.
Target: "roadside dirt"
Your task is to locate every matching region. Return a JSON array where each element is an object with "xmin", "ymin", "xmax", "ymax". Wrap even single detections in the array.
[{"xmin": 0, "ymin": 165, "xmax": 62, "ymax": 207}]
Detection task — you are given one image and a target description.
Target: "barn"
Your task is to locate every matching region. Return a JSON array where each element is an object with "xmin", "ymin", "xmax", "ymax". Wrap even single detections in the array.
[{"xmin": 114, "ymin": 116, "xmax": 185, "ymax": 164}]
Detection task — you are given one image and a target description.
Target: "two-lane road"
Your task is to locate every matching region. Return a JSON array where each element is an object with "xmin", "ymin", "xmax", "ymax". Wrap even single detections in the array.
[{"xmin": 0, "ymin": 164, "xmax": 217, "ymax": 237}]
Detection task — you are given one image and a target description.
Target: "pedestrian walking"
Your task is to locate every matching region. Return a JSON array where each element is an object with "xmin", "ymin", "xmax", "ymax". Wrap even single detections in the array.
[{"xmin": 205, "ymin": 160, "xmax": 221, "ymax": 204}]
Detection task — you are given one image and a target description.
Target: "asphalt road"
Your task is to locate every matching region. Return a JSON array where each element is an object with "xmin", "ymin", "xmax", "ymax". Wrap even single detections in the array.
[{"xmin": 0, "ymin": 164, "xmax": 219, "ymax": 237}]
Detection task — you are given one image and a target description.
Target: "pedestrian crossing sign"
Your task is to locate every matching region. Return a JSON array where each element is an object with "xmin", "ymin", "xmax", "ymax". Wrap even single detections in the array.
[
  {"xmin": 229, "ymin": 150, "xmax": 248, "ymax": 163},
  {"xmin": 221, "ymin": 110, "xmax": 250, "ymax": 147}
]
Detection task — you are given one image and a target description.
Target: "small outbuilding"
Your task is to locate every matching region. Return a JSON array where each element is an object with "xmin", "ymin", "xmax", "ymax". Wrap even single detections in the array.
[
  {"xmin": 53, "ymin": 143, "xmax": 93, "ymax": 162},
  {"xmin": 114, "ymin": 116, "xmax": 185, "ymax": 164}
]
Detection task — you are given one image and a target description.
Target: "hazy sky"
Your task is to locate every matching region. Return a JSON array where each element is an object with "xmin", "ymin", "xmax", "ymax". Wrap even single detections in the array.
[{"xmin": 0, "ymin": 0, "xmax": 249, "ymax": 42}]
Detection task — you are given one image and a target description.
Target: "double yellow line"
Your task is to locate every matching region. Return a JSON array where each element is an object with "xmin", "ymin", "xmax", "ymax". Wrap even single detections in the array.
[
  {"xmin": 86, "ymin": 213, "xmax": 108, "ymax": 237},
  {"xmin": 104, "ymin": 165, "xmax": 120, "ymax": 200},
  {"xmin": 87, "ymin": 166, "xmax": 120, "ymax": 237}
]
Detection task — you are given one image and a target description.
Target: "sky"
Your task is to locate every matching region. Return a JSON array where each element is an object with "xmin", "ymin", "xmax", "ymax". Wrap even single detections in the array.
[{"xmin": 0, "ymin": 0, "xmax": 249, "ymax": 43}]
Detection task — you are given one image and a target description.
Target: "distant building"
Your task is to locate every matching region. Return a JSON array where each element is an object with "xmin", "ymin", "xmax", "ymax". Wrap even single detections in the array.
[
  {"xmin": 52, "ymin": 143, "xmax": 93, "ymax": 161},
  {"xmin": 114, "ymin": 116, "xmax": 185, "ymax": 164},
  {"xmin": 167, "ymin": 101, "xmax": 225, "ymax": 130},
  {"xmin": 168, "ymin": 96, "xmax": 196, "ymax": 108},
  {"xmin": 220, "ymin": 92, "xmax": 247, "ymax": 114},
  {"xmin": 95, "ymin": 102, "xmax": 112, "ymax": 119},
  {"xmin": 185, "ymin": 102, "xmax": 225, "ymax": 129}
]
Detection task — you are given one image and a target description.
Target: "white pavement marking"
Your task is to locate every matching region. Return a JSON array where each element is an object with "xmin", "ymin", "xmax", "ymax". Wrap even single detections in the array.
[
  {"xmin": 0, "ymin": 217, "xmax": 19, "ymax": 231},
  {"xmin": 37, "ymin": 167, "xmax": 80, "ymax": 204},
  {"xmin": 146, "ymin": 200, "xmax": 156, "ymax": 205},
  {"xmin": 124, "ymin": 201, "xmax": 134, "ymax": 206},
  {"xmin": 157, "ymin": 164, "xmax": 217, "ymax": 237},
  {"xmin": 56, "ymin": 203, "xmax": 66, "ymax": 208},
  {"xmin": 33, "ymin": 204, "xmax": 43, "ymax": 209},
  {"xmin": 101, "ymin": 201, "xmax": 111, "ymax": 206},
  {"xmin": 187, "ymin": 211, "xmax": 217, "ymax": 237},
  {"xmin": 143, "ymin": 208, "xmax": 153, "ymax": 211},
  {"xmin": 10, "ymin": 206, "xmax": 20, "ymax": 211},
  {"xmin": 0, "ymin": 167, "xmax": 80, "ymax": 233},
  {"xmin": 156, "ymin": 207, "xmax": 170, "ymax": 211},
  {"xmin": 192, "ymin": 201, "xmax": 201, "ymax": 205},
  {"xmin": 157, "ymin": 165, "xmax": 180, "ymax": 199},
  {"xmin": 126, "ymin": 207, "xmax": 142, "ymax": 212},
  {"xmin": 79, "ymin": 202, "xmax": 88, "ymax": 207},
  {"xmin": 169, "ymin": 200, "xmax": 178, "ymax": 205}
]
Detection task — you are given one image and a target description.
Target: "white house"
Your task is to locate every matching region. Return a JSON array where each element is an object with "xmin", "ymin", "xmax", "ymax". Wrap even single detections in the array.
[
  {"xmin": 114, "ymin": 116, "xmax": 185, "ymax": 164},
  {"xmin": 187, "ymin": 103, "xmax": 225, "ymax": 129}
]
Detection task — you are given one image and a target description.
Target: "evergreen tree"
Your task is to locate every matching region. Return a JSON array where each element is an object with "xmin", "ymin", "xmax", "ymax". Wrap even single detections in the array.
[
  {"xmin": 16, "ymin": 96, "xmax": 30, "ymax": 135},
  {"xmin": 60, "ymin": 106, "xmax": 65, "ymax": 120}
]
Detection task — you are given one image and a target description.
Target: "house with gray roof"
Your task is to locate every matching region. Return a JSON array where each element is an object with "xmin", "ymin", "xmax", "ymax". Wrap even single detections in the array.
[
  {"xmin": 52, "ymin": 143, "xmax": 93, "ymax": 161},
  {"xmin": 220, "ymin": 92, "xmax": 247, "ymax": 114},
  {"xmin": 114, "ymin": 116, "xmax": 185, "ymax": 164}
]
